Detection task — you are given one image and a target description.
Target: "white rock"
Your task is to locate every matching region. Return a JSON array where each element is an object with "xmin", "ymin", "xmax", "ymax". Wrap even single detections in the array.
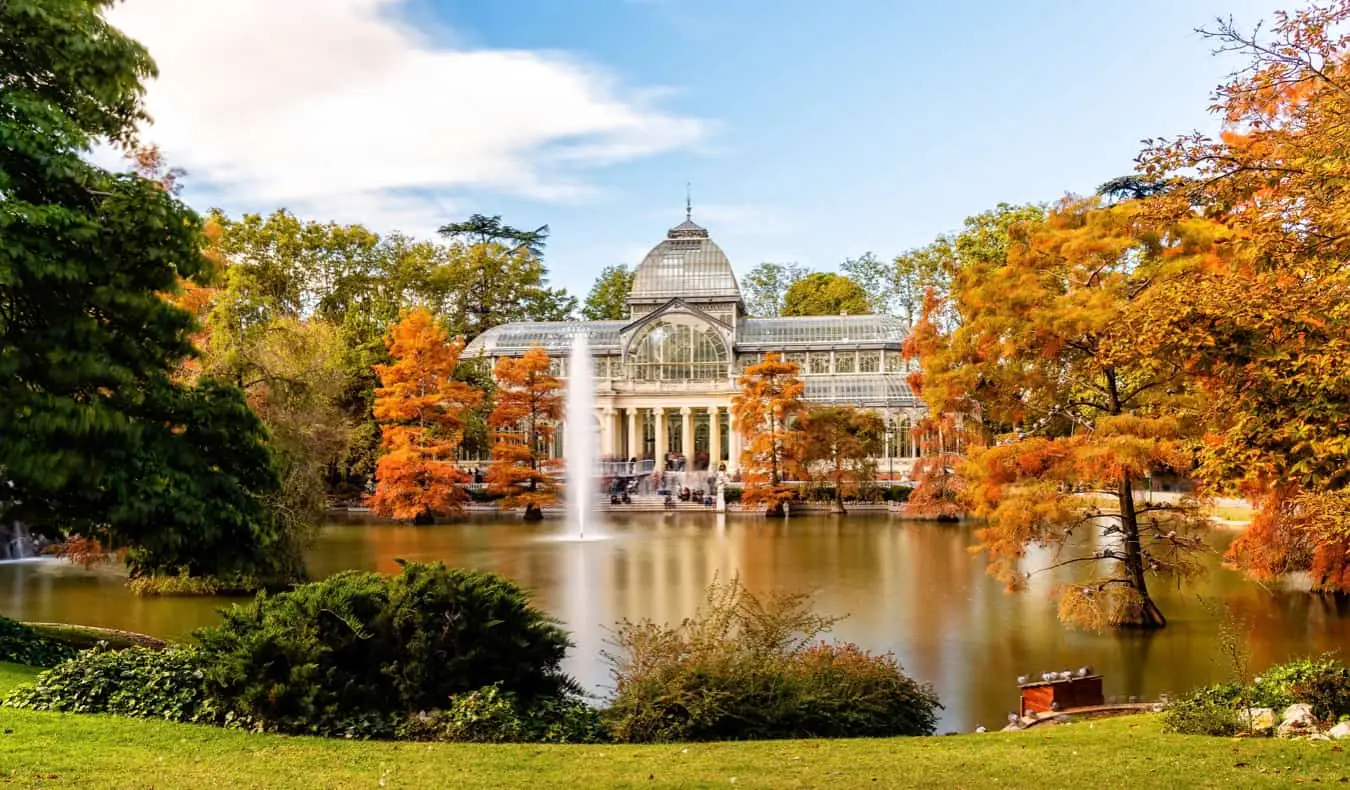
[
  {"xmin": 975, "ymin": 726, "xmax": 987, "ymax": 733},
  {"xmin": 1328, "ymin": 721, "xmax": 1350, "ymax": 740},
  {"xmin": 1277, "ymin": 703, "xmax": 1320, "ymax": 738},
  {"xmin": 1240, "ymin": 707, "xmax": 1276, "ymax": 732}
]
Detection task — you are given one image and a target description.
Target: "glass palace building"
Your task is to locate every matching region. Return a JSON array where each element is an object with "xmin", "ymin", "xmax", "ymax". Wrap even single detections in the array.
[{"xmin": 463, "ymin": 214, "xmax": 926, "ymax": 477}]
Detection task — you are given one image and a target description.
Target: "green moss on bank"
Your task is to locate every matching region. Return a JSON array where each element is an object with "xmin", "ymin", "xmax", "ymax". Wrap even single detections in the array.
[{"xmin": 1, "ymin": 663, "xmax": 1347, "ymax": 789}]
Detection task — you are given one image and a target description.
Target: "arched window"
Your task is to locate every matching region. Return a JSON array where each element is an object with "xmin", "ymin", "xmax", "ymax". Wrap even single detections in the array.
[{"xmin": 626, "ymin": 318, "xmax": 729, "ymax": 381}]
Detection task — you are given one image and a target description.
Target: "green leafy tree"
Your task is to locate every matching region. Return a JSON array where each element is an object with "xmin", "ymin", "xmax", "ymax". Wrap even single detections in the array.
[
  {"xmin": 782, "ymin": 272, "xmax": 871, "ymax": 316},
  {"xmin": 741, "ymin": 262, "xmax": 808, "ymax": 317},
  {"xmin": 840, "ymin": 252, "xmax": 893, "ymax": 316},
  {"xmin": 892, "ymin": 202, "xmax": 1046, "ymax": 327},
  {"xmin": 581, "ymin": 264, "xmax": 635, "ymax": 320},
  {"xmin": 0, "ymin": 0, "xmax": 282, "ymax": 578}
]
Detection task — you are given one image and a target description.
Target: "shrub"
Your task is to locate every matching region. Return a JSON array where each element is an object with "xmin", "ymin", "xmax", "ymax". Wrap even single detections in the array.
[
  {"xmin": 0, "ymin": 617, "xmax": 78, "ymax": 668},
  {"xmin": 3, "ymin": 644, "xmax": 230, "ymax": 725},
  {"xmin": 604, "ymin": 576, "xmax": 939, "ymax": 742},
  {"xmin": 1161, "ymin": 691, "xmax": 1242, "ymax": 736},
  {"xmin": 722, "ymin": 485, "xmax": 742, "ymax": 504},
  {"xmin": 1163, "ymin": 656, "xmax": 1350, "ymax": 735},
  {"xmin": 194, "ymin": 562, "xmax": 576, "ymax": 736},
  {"xmin": 396, "ymin": 686, "xmax": 607, "ymax": 744}
]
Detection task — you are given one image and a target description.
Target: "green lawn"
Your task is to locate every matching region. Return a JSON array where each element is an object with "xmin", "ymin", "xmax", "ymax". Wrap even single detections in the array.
[{"xmin": 0, "ymin": 663, "xmax": 1346, "ymax": 789}]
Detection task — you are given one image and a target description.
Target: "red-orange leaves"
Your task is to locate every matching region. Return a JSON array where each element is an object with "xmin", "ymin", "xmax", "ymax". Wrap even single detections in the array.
[
  {"xmin": 367, "ymin": 308, "xmax": 482, "ymax": 522},
  {"xmin": 732, "ymin": 353, "xmax": 807, "ymax": 516},
  {"xmin": 486, "ymin": 347, "xmax": 562, "ymax": 518}
]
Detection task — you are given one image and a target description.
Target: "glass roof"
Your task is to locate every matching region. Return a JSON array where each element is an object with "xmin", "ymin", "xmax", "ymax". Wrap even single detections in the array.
[
  {"xmin": 738, "ymin": 315, "xmax": 908, "ymax": 348},
  {"xmin": 803, "ymin": 373, "xmax": 918, "ymax": 407},
  {"xmin": 463, "ymin": 321, "xmax": 624, "ymax": 357},
  {"xmin": 628, "ymin": 218, "xmax": 742, "ymax": 303}
]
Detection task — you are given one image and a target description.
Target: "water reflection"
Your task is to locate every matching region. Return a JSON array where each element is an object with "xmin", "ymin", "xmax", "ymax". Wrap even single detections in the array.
[{"xmin": 2, "ymin": 514, "xmax": 1348, "ymax": 731}]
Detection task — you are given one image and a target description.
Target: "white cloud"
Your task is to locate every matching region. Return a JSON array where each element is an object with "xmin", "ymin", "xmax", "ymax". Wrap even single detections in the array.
[{"xmin": 104, "ymin": 0, "xmax": 706, "ymax": 229}]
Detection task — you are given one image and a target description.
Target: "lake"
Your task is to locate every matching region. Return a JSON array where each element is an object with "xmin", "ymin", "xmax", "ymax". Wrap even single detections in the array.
[{"xmin": 3, "ymin": 512, "xmax": 1349, "ymax": 731}]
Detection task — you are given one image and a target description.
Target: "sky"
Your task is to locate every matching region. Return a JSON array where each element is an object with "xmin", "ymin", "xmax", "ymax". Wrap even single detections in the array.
[{"xmin": 103, "ymin": 0, "xmax": 1288, "ymax": 300}]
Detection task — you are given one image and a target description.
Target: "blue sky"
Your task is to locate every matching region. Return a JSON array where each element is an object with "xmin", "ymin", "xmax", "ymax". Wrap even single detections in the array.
[{"xmin": 107, "ymin": 0, "xmax": 1285, "ymax": 300}]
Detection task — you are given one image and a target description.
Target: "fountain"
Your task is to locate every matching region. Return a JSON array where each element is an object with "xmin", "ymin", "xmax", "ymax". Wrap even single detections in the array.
[
  {"xmin": 563, "ymin": 334, "xmax": 603, "ymax": 540},
  {"xmin": 1, "ymin": 522, "xmax": 36, "ymax": 562}
]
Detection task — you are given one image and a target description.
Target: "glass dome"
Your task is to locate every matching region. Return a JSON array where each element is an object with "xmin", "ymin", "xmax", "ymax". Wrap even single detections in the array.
[
  {"xmin": 626, "ymin": 317, "xmax": 729, "ymax": 381},
  {"xmin": 627, "ymin": 217, "xmax": 742, "ymax": 305}
]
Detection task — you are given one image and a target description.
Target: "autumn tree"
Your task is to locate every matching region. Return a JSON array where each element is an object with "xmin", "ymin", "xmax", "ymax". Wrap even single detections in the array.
[
  {"xmin": 781, "ymin": 272, "xmax": 871, "ymax": 316},
  {"xmin": 904, "ymin": 414, "xmax": 966, "ymax": 522},
  {"xmin": 581, "ymin": 264, "xmax": 636, "ymax": 320},
  {"xmin": 1138, "ymin": 2, "xmax": 1350, "ymax": 592},
  {"xmin": 741, "ymin": 262, "xmax": 809, "ymax": 317},
  {"xmin": 487, "ymin": 347, "xmax": 563, "ymax": 521},
  {"xmin": 732, "ymin": 354, "xmax": 807, "ymax": 517},
  {"xmin": 368, "ymin": 309, "xmax": 482, "ymax": 524},
  {"xmin": 908, "ymin": 198, "xmax": 1214, "ymax": 630},
  {"xmin": 800, "ymin": 406, "xmax": 883, "ymax": 514}
]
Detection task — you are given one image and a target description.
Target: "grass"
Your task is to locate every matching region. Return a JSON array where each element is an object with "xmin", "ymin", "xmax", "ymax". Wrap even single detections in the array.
[{"xmin": 0, "ymin": 664, "xmax": 1347, "ymax": 788}]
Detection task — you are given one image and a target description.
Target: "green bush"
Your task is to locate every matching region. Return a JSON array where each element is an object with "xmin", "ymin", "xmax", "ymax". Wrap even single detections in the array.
[
  {"xmin": 194, "ymin": 562, "xmax": 576, "ymax": 736},
  {"xmin": 3, "ymin": 644, "xmax": 231, "ymax": 725},
  {"xmin": 0, "ymin": 617, "xmax": 78, "ymax": 667},
  {"xmin": 604, "ymin": 576, "xmax": 940, "ymax": 742},
  {"xmin": 1161, "ymin": 691, "xmax": 1242, "ymax": 736},
  {"xmin": 881, "ymin": 485, "xmax": 913, "ymax": 503},
  {"xmin": 722, "ymin": 485, "xmax": 742, "ymax": 504},
  {"xmin": 1163, "ymin": 656, "xmax": 1350, "ymax": 735},
  {"xmin": 396, "ymin": 685, "xmax": 606, "ymax": 744}
]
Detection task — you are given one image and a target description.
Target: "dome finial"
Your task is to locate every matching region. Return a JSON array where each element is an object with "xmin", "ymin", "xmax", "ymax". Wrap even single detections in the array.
[{"xmin": 685, "ymin": 182, "xmax": 692, "ymax": 221}]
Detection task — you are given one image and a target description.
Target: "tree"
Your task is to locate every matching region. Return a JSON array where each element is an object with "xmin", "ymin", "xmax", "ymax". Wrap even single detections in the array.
[
  {"xmin": 800, "ymin": 406, "xmax": 883, "ymax": 514},
  {"xmin": 732, "ymin": 353, "xmax": 807, "ymax": 517},
  {"xmin": 428, "ymin": 241, "xmax": 577, "ymax": 340},
  {"xmin": 367, "ymin": 309, "xmax": 482, "ymax": 524},
  {"xmin": 436, "ymin": 215, "xmax": 574, "ymax": 338},
  {"xmin": 487, "ymin": 348, "xmax": 562, "ymax": 521},
  {"xmin": 907, "ymin": 197, "xmax": 1213, "ymax": 630},
  {"xmin": 0, "ymin": 0, "xmax": 283, "ymax": 578},
  {"xmin": 439, "ymin": 213, "xmax": 550, "ymax": 258},
  {"xmin": 741, "ymin": 262, "xmax": 809, "ymax": 317},
  {"xmin": 840, "ymin": 252, "xmax": 894, "ymax": 316},
  {"xmin": 782, "ymin": 272, "xmax": 871, "ymax": 316},
  {"xmin": 904, "ymin": 414, "xmax": 966, "ymax": 522},
  {"xmin": 1138, "ymin": 2, "xmax": 1350, "ymax": 592},
  {"xmin": 581, "ymin": 264, "xmax": 635, "ymax": 320},
  {"xmin": 892, "ymin": 203, "xmax": 1046, "ymax": 328}
]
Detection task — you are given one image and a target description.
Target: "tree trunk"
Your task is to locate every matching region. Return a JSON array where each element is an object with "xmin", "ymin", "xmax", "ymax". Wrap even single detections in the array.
[
  {"xmin": 1118, "ymin": 474, "xmax": 1166, "ymax": 629},
  {"xmin": 833, "ymin": 483, "xmax": 847, "ymax": 515},
  {"xmin": 765, "ymin": 501, "xmax": 785, "ymax": 518},
  {"xmin": 523, "ymin": 503, "xmax": 544, "ymax": 521},
  {"xmin": 412, "ymin": 508, "xmax": 435, "ymax": 526}
]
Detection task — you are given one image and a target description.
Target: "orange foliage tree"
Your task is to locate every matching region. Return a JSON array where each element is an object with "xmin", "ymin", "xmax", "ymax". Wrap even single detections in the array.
[
  {"xmin": 1138, "ymin": 2, "xmax": 1350, "ymax": 592},
  {"xmin": 732, "ymin": 353, "xmax": 807, "ymax": 517},
  {"xmin": 367, "ymin": 308, "xmax": 482, "ymax": 523},
  {"xmin": 487, "ymin": 347, "xmax": 562, "ymax": 521},
  {"xmin": 800, "ymin": 406, "xmax": 883, "ymax": 514},
  {"xmin": 908, "ymin": 198, "xmax": 1215, "ymax": 629},
  {"xmin": 904, "ymin": 414, "xmax": 967, "ymax": 522}
]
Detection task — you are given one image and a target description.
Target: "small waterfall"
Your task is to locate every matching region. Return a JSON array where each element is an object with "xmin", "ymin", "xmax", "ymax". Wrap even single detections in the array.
[
  {"xmin": 563, "ymin": 335, "xmax": 603, "ymax": 539},
  {"xmin": 1, "ymin": 522, "xmax": 35, "ymax": 561}
]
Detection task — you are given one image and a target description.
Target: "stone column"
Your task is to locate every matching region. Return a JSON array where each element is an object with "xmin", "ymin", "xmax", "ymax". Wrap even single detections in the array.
[
  {"xmin": 654, "ymin": 407, "xmax": 667, "ymax": 472},
  {"xmin": 599, "ymin": 407, "xmax": 614, "ymax": 459},
  {"xmin": 727, "ymin": 411, "xmax": 742, "ymax": 475},
  {"xmin": 680, "ymin": 407, "xmax": 694, "ymax": 462},
  {"xmin": 626, "ymin": 407, "xmax": 639, "ymax": 460},
  {"xmin": 709, "ymin": 406, "xmax": 723, "ymax": 469}
]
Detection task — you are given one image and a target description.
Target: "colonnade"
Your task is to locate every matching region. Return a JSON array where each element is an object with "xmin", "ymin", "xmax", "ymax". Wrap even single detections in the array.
[{"xmin": 596, "ymin": 404, "xmax": 740, "ymax": 474}]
